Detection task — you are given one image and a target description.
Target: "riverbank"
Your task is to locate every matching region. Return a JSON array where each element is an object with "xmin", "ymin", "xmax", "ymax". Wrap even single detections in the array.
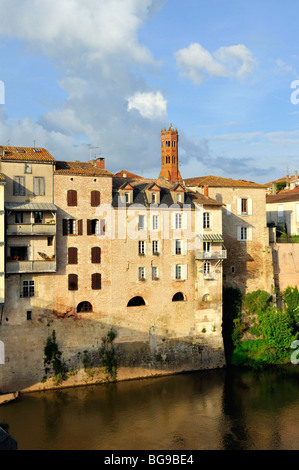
[{"xmin": 0, "ymin": 392, "xmax": 18, "ymax": 405}]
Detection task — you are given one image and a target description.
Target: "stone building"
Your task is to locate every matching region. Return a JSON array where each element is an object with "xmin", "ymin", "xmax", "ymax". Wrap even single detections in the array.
[
  {"xmin": 184, "ymin": 175, "xmax": 274, "ymax": 295},
  {"xmin": 266, "ymin": 185, "xmax": 299, "ymax": 236},
  {"xmin": 0, "ymin": 133, "xmax": 226, "ymax": 393}
]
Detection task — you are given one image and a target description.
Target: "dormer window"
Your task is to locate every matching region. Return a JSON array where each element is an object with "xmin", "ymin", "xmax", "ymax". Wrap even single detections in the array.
[
  {"xmin": 125, "ymin": 192, "xmax": 130, "ymax": 203},
  {"xmin": 177, "ymin": 193, "xmax": 183, "ymax": 203},
  {"xmin": 152, "ymin": 193, "xmax": 157, "ymax": 204}
]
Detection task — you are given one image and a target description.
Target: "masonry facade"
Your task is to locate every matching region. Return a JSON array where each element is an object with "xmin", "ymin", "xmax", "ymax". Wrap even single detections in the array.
[{"xmin": 0, "ymin": 136, "xmax": 226, "ymax": 393}]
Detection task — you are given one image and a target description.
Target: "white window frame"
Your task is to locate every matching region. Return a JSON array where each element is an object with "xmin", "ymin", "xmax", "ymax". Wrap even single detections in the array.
[
  {"xmin": 139, "ymin": 266, "xmax": 145, "ymax": 280},
  {"xmin": 172, "ymin": 264, "xmax": 187, "ymax": 281},
  {"xmin": 22, "ymin": 279, "xmax": 35, "ymax": 297},
  {"xmin": 152, "ymin": 240, "xmax": 159, "ymax": 255},
  {"xmin": 152, "ymin": 214, "xmax": 159, "ymax": 231},
  {"xmin": 203, "ymin": 212, "xmax": 211, "ymax": 229},
  {"xmin": 138, "ymin": 240, "xmax": 146, "ymax": 255},
  {"xmin": 175, "ymin": 213, "xmax": 182, "ymax": 229},
  {"xmin": 237, "ymin": 226, "xmax": 252, "ymax": 241},
  {"xmin": 152, "ymin": 266, "xmax": 158, "ymax": 280},
  {"xmin": 68, "ymin": 219, "xmax": 77, "ymax": 234},
  {"xmin": 138, "ymin": 214, "xmax": 145, "ymax": 231}
]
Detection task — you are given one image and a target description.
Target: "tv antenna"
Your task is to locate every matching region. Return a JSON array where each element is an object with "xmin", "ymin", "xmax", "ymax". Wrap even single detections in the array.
[{"xmin": 88, "ymin": 145, "xmax": 99, "ymax": 159}]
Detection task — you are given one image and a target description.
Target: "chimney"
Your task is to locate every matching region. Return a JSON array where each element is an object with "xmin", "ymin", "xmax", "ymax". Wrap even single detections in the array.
[
  {"xmin": 272, "ymin": 183, "xmax": 276, "ymax": 195},
  {"xmin": 204, "ymin": 185, "xmax": 209, "ymax": 197},
  {"xmin": 295, "ymin": 171, "xmax": 298, "ymax": 179},
  {"xmin": 94, "ymin": 157, "xmax": 105, "ymax": 169}
]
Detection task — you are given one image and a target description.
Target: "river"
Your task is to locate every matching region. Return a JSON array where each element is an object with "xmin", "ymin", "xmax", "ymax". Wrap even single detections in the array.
[{"xmin": 1, "ymin": 366, "xmax": 299, "ymax": 450}]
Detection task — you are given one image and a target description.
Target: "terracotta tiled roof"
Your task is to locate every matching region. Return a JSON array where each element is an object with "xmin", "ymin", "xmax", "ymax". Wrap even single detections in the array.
[
  {"xmin": 55, "ymin": 160, "xmax": 113, "ymax": 177},
  {"xmin": 184, "ymin": 175, "xmax": 267, "ymax": 189},
  {"xmin": 266, "ymin": 185, "xmax": 299, "ymax": 203},
  {"xmin": 0, "ymin": 146, "xmax": 55, "ymax": 162},
  {"xmin": 114, "ymin": 169, "xmax": 143, "ymax": 179}
]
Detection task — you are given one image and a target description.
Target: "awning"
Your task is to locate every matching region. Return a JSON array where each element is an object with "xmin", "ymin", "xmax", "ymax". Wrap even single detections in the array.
[
  {"xmin": 198, "ymin": 234, "xmax": 224, "ymax": 242},
  {"xmin": 5, "ymin": 202, "xmax": 57, "ymax": 211}
]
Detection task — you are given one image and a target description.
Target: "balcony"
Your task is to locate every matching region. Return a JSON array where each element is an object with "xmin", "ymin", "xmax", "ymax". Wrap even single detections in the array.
[
  {"xmin": 195, "ymin": 250, "xmax": 227, "ymax": 260},
  {"xmin": 7, "ymin": 223, "xmax": 56, "ymax": 236},
  {"xmin": 6, "ymin": 259, "xmax": 56, "ymax": 274}
]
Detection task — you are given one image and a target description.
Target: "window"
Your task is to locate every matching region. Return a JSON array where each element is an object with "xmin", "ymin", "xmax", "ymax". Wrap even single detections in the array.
[
  {"xmin": 203, "ymin": 241, "xmax": 210, "ymax": 252},
  {"xmin": 127, "ymin": 296, "xmax": 146, "ymax": 307},
  {"xmin": 138, "ymin": 240, "xmax": 145, "ymax": 255},
  {"xmin": 47, "ymin": 236, "xmax": 53, "ymax": 246},
  {"xmin": 152, "ymin": 266, "xmax": 158, "ymax": 280},
  {"xmin": 240, "ymin": 227, "xmax": 247, "ymax": 240},
  {"xmin": 165, "ymin": 140, "xmax": 170, "ymax": 147},
  {"xmin": 68, "ymin": 274, "xmax": 78, "ymax": 291},
  {"xmin": 138, "ymin": 215, "xmax": 145, "ymax": 230},
  {"xmin": 63, "ymin": 218, "xmax": 81, "ymax": 235},
  {"xmin": 139, "ymin": 267, "xmax": 145, "ymax": 280},
  {"xmin": 13, "ymin": 176, "xmax": 25, "ymax": 195},
  {"xmin": 152, "ymin": 240, "xmax": 159, "ymax": 255},
  {"xmin": 91, "ymin": 190, "xmax": 100, "ymax": 207},
  {"xmin": 125, "ymin": 192, "xmax": 130, "ymax": 203},
  {"xmin": 203, "ymin": 212, "xmax": 210, "ymax": 229},
  {"xmin": 91, "ymin": 273, "xmax": 101, "ymax": 290},
  {"xmin": 172, "ymin": 292, "xmax": 184, "ymax": 302},
  {"xmin": 24, "ymin": 163, "xmax": 32, "ymax": 174},
  {"xmin": 175, "ymin": 213, "xmax": 182, "ymax": 229},
  {"xmin": 68, "ymin": 247, "xmax": 78, "ymax": 264},
  {"xmin": 33, "ymin": 177, "xmax": 45, "ymax": 196},
  {"xmin": 203, "ymin": 262, "xmax": 211, "ymax": 275},
  {"xmin": 151, "ymin": 193, "xmax": 157, "ymax": 204},
  {"xmin": 22, "ymin": 280, "xmax": 34, "ymax": 297},
  {"xmin": 87, "ymin": 219, "xmax": 99, "ymax": 235},
  {"xmin": 152, "ymin": 214, "xmax": 159, "ymax": 230},
  {"xmin": 176, "ymin": 193, "xmax": 182, "ymax": 203},
  {"xmin": 175, "ymin": 264, "xmax": 182, "ymax": 280},
  {"xmin": 175, "ymin": 239, "xmax": 182, "ymax": 254},
  {"xmin": 26, "ymin": 311, "xmax": 32, "ymax": 320},
  {"xmin": 91, "ymin": 247, "xmax": 101, "ymax": 263},
  {"xmin": 34, "ymin": 211, "xmax": 43, "ymax": 224},
  {"xmin": 67, "ymin": 189, "xmax": 77, "ymax": 206},
  {"xmin": 15, "ymin": 212, "xmax": 23, "ymax": 223},
  {"xmin": 172, "ymin": 141, "xmax": 176, "ymax": 148},
  {"xmin": 241, "ymin": 198, "xmax": 247, "ymax": 214},
  {"xmin": 77, "ymin": 301, "xmax": 92, "ymax": 312}
]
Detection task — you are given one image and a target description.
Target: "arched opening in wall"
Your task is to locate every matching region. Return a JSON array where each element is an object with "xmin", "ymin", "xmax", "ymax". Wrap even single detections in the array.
[
  {"xmin": 127, "ymin": 296, "xmax": 146, "ymax": 307},
  {"xmin": 77, "ymin": 301, "xmax": 93, "ymax": 313},
  {"xmin": 172, "ymin": 292, "xmax": 185, "ymax": 302}
]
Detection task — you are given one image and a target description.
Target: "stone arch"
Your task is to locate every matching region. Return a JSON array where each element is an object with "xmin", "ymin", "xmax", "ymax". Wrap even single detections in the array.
[
  {"xmin": 77, "ymin": 301, "xmax": 93, "ymax": 313},
  {"xmin": 127, "ymin": 296, "xmax": 146, "ymax": 307},
  {"xmin": 172, "ymin": 292, "xmax": 185, "ymax": 302}
]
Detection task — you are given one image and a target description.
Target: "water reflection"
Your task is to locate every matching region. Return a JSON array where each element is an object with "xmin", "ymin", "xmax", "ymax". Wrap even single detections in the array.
[{"xmin": 1, "ymin": 367, "xmax": 299, "ymax": 450}]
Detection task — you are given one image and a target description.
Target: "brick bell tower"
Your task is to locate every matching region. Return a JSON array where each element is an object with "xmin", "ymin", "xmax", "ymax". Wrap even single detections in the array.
[{"xmin": 158, "ymin": 125, "xmax": 182, "ymax": 183}]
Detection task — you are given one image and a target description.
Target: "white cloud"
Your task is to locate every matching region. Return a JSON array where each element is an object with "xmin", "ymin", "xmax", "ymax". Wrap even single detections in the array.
[
  {"xmin": 127, "ymin": 91, "xmax": 167, "ymax": 119},
  {"xmin": 175, "ymin": 42, "xmax": 256, "ymax": 84}
]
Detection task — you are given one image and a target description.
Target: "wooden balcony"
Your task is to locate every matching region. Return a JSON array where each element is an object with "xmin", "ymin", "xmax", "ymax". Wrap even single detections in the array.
[
  {"xmin": 7, "ymin": 223, "xmax": 56, "ymax": 236},
  {"xmin": 195, "ymin": 250, "xmax": 227, "ymax": 260},
  {"xmin": 6, "ymin": 259, "xmax": 56, "ymax": 274}
]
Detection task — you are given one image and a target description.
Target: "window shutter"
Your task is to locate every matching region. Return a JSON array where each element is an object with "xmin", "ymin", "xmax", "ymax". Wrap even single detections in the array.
[
  {"xmin": 237, "ymin": 198, "xmax": 242, "ymax": 215},
  {"xmin": 68, "ymin": 247, "xmax": 78, "ymax": 264},
  {"xmin": 67, "ymin": 190, "xmax": 77, "ymax": 206},
  {"xmin": 62, "ymin": 219, "xmax": 68, "ymax": 236},
  {"xmin": 248, "ymin": 198, "xmax": 252, "ymax": 215},
  {"xmin": 182, "ymin": 240, "xmax": 188, "ymax": 255},
  {"xmin": 248, "ymin": 227, "xmax": 253, "ymax": 241},
  {"xmin": 77, "ymin": 219, "xmax": 83, "ymax": 235},
  {"xmin": 183, "ymin": 212, "xmax": 188, "ymax": 230},
  {"xmin": 100, "ymin": 219, "xmax": 106, "ymax": 235},
  {"xmin": 91, "ymin": 247, "xmax": 101, "ymax": 263},
  {"xmin": 226, "ymin": 204, "xmax": 231, "ymax": 216},
  {"xmin": 91, "ymin": 191, "xmax": 100, "ymax": 207},
  {"xmin": 237, "ymin": 226, "xmax": 241, "ymax": 241},
  {"xmin": 92, "ymin": 273, "xmax": 101, "ymax": 290},
  {"xmin": 87, "ymin": 219, "xmax": 92, "ymax": 235},
  {"xmin": 68, "ymin": 274, "xmax": 78, "ymax": 290},
  {"xmin": 33, "ymin": 177, "xmax": 38, "ymax": 195},
  {"xmin": 182, "ymin": 264, "xmax": 188, "ymax": 280},
  {"xmin": 171, "ymin": 265, "xmax": 176, "ymax": 280}
]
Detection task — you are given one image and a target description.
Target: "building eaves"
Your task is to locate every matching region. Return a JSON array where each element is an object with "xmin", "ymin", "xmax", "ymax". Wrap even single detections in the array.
[
  {"xmin": 54, "ymin": 161, "xmax": 113, "ymax": 177},
  {"xmin": 184, "ymin": 175, "xmax": 267, "ymax": 189}
]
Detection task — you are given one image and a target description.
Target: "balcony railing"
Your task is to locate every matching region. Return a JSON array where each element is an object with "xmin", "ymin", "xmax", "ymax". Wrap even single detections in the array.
[
  {"xmin": 6, "ymin": 259, "xmax": 56, "ymax": 274},
  {"xmin": 195, "ymin": 250, "xmax": 227, "ymax": 260},
  {"xmin": 7, "ymin": 223, "xmax": 56, "ymax": 236}
]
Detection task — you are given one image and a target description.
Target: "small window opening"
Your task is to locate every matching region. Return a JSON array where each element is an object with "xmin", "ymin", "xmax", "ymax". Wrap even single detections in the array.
[
  {"xmin": 172, "ymin": 292, "xmax": 184, "ymax": 302},
  {"xmin": 127, "ymin": 296, "xmax": 146, "ymax": 307}
]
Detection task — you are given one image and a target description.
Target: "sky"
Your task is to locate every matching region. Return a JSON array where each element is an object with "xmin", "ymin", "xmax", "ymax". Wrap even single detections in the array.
[{"xmin": 0, "ymin": 0, "xmax": 299, "ymax": 184}]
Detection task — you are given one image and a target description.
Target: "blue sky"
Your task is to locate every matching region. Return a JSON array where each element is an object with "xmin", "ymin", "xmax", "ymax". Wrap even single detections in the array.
[{"xmin": 0, "ymin": 0, "xmax": 299, "ymax": 183}]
